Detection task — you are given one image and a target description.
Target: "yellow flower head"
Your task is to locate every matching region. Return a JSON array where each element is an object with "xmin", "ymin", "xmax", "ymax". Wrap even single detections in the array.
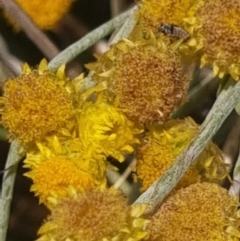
[
  {"xmin": 147, "ymin": 182, "xmax": 240, "ymax": 241},
  {"xmin": 0, "ymin": 60, "xmax": 76, "ymax": 150},
  {"xmin": 24, "ymin": 157, "xmax": 96, "ymax": 206},
  {"xmin": 197, "ymin": 0, "xmax": 240, "ymax": 80},
  {"xmin": 37, "ymin": 188, "xmax": 149, "ymax": 241},
  {"xmin": 86, "ymin": 37, "xmax": 189, "ymax": 125},
  {"xmin": 7, "ymin": 0, "xmax": 74, "ymax": 30},
  {"xmin": 135, "ymin": 118, "xmax": 229, "ymax": 191},
  {"xmin": 135, "ymin": 118, "xmax": 198, "ymax": 191},
  {"xmin": 78, "ymin": 102, "xmax": 142, "ymax": 162},
  {"xmin": 24, "ymin": 136, "xmax": 108, "ymax": 188}
]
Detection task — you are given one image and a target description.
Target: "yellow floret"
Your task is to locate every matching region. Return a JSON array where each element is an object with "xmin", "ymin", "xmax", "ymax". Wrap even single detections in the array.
[{"xmin": 78, "ymin": 102, "xmax": 142, "ymax": 162}]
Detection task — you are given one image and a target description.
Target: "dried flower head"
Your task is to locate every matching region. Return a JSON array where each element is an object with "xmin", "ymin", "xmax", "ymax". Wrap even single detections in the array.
[
  {"xmin": 37, "ymin": 188, "xmax": 149, "ymax": 241},
  {"xmin": 86, "ymin": 37, "xmax": 188, "ymax": 125},
  {"xmin": 147, "ymin": 182, "xmax": 240, "ymax": 241},
  {"xmin": 0, "ymin": 60, "xmax": 76, "ymax": 150},
  {"xmin": 135, "ymin": 118, "xmax": 229, "ymax": 191}
]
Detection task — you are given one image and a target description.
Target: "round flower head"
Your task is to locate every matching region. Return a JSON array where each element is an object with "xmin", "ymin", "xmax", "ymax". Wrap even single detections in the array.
[
  {"xmin": 147, "ymin": 182, "xmax": 240, "ymax": 241},
  {"xmin": 0, "ymin": 59, "xmax": 76, "ymax": 150},
  {"xmin": 78, "ymin": 102, "xmax": 142, "ymax": 162},
  {"xmin": 197, "ymin": 0, "xmax": 240, "ymax": 80},
  {"xmin": 37, "ymin": 188, "xmax": 149, "ymax": 241},
  {"xmin": 24, "ymin": 157, "xmax": 97, "ymax": 206},
  {"xmin": 135, "ymin": 118, "xmax": 229, "ymax": 191},
  {"xmin": 86, "ymin": 36, "xmax": 189, "ymax": 125},
  {"xmin": 24, "ymin": 137, "xmax": 107, "ymax": 207},
  {"xmin": 4, "ymin": 0, "xmax": 74, "ymax": 30}
]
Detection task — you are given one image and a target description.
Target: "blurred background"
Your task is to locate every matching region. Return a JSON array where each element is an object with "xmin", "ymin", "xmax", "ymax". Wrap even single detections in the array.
[{"xmin": 0, "ymin": 0, "xmax": 239, "ymax": 240}]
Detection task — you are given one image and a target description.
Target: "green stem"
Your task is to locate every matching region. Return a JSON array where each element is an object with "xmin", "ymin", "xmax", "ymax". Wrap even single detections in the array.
[
  {"xmin": 48, "ymin": 7, "xmax": 136, "ymax": 72},
  {"xmin": 0, "ymin": 141, "xmax": 24, "ymax": 241},
  {"xmin": 135, "ymin": 79, "xmax": 240, "ymax": 215}
]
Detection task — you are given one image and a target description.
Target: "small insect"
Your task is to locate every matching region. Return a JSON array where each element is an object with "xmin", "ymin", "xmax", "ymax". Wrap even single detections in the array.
[{"xmin": 159, "ymin": 23, "xmax": 190, "ymax": 40}]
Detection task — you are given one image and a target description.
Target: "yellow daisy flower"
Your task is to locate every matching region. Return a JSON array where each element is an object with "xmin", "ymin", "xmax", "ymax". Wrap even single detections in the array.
[
  {"xmin": 86, "ymin": 36, "xmax": 189, "ymax": 125},
  {"xmin": 78, "ymin": 102, "xmax": 142, "ymax": 162},
  {"xmin": 36, "ymin": 188, "xmax": 149, "ymax": 241},
  {"xmin": 147, "ymin": 182, "xmax": 240, "ymax": 241},
  {"xmin": 4, "ymin": 0, "xmax": 75, "ymax": 30},
  {"xmin": 24, "ymin": 157, "xmax": 97, "ymax": 206},
  {"xmin": 197, "ymin": 0, "xmax": 240, "ymax": 80},
  {"xmin": 135, "ymin": 118, "xmax": 229, "ymax": 191},
  {"xmin": 0, "ymin": 59, "xmax": 76, "ymax": 151},
  {"xmin": 24, "ymin": 136, "xmax": 108, "ymax": 187}
]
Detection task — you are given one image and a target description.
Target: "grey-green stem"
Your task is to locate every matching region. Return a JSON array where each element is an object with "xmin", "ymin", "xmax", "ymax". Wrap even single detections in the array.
[
  {"xmin": 48, "ymin": 6, "xmax": 137, "ymax": 72},
  {"xmin": 0, "ymin": 141, "xmax": 24, "ymax": 241}
]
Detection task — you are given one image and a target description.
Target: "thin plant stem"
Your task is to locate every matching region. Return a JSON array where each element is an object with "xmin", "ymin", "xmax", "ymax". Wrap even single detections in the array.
[
  {"xmin": 135, "ymin": 79, "xmax": 240, "ymax": 215},
  {"xmin": 109, "ymin": 6, "xmax": 137, "ymax": 45},
  {"xmin": 0, "ymin": 36, "xmax": 22, "ymax": 76},
  {"xmin": 229, "ymin": 148, "xmax": 240, "ymax": 198},
  {"xmin": 113, "ymin": 158, "xmax": 137, "ymax": 190},
  {"xmin": 222, "ymin": 116, "xmax": 240, "ymax": 169},
  {"xmin": 0, "ymin": 0, "xmax": 59, "ymax": 59},
  {"xmin": 48, "ymin": 6, "xmax": 137, "ymax": 72},
  {"xmin": 110, "ymin": 0, "xmax": 126, "ymax": 17},
  {"xmin": 0, "ymin": 141, "xmax": 24, "ymax": 241},
  {"xmin": 107, "ymin": 169, "xmax": 132, "ymax": 197}
]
